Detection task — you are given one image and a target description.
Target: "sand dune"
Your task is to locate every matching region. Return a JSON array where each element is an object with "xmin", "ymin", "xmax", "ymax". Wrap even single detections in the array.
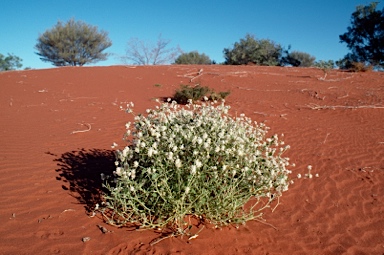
[{"xmin": 1, "ymin": 65, "xmax": 383, "ymax": 254}]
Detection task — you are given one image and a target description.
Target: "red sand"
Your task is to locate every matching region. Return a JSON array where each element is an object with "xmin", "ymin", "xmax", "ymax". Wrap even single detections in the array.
[{"xmin": 0, "ymin": 65, "xmax": 383, "ymax": 254}]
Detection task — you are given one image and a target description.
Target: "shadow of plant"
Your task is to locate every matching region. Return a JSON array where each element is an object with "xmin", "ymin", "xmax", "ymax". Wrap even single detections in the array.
[{"xmin": 53, "ymin": 148, "xmax": 115, "ymax": 212}]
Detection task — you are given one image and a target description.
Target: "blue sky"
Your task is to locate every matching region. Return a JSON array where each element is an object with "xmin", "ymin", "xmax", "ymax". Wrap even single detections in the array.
[{"xmin": 1, "ymin": 0, "xmax": 382, "ymax": 69}]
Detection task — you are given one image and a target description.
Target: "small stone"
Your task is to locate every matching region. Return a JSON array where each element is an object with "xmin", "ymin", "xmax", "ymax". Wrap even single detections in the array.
[{"xmin": 82, "ymin": 237, "xmax": 91, "ymax": 243}]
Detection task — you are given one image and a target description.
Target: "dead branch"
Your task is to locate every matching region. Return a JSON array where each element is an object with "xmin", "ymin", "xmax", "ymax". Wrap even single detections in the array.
[
  {"xmin": 304, "ymin": 103, "xmax": 384, "ymax": 110},
  {"xmin": 71, "ymin": 123, "xmax": 92, "ymax": 134},
  {"xmin": 323, "ymin": 133, "xmax": 330, "ymax": 144},
  {"xmin": 190, "ymin": 68, "xmax": 204, "ymax": 82}
]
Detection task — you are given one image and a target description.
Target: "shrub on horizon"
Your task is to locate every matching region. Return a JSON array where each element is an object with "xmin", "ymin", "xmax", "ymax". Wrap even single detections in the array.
[
  {"xmin": 174, "ymin": 51, "xmax": 212, "ymax": 65},
  {"xmin": 223, "ymin": 34, "xmax": 283, "ymax": 66},
  {"xmin": 101, "ymin": 99, "xmax": 292, "ymax": 237},
  {"xmin": 283, "ymin": 51, "xmax": 316, "ymax": 67}
]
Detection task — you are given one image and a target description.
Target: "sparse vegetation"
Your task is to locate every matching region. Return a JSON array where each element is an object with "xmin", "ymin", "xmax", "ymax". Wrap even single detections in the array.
[{"xmin": 35, "ymin": 18, "xmax": 112, "ymax": 66}]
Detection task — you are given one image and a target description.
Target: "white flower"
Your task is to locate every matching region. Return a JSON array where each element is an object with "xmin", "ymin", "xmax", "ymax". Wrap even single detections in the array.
[
  {"xmin": 185, "ymin": 187, "xmax": 190, "ymax": 194},
  {"xmin": 148, "ymin": 148, "xmax": 154, "ymax": 157},
  {"xmin": 111, "ymin": 142, "xmax": 118, "ymax": 149},
  {"xmin": 191, "ymin": 165, "xmax": 197, "ymax": 175},
  {"xmin": 115, "ymin": 167, "xmax": 122, "ymax": 176},
  {"xmin": 133, "ymin": 161, "xmax": 139, "ymax": 168},
  {"xmin": 175, "ymin": 158, "xmax": 182, "ymax": 168},
  {"xmin": 197, "ymin": 137, "xmax": 203, "ymax": 145},
  {"xmin": 130, "ymin": 186, "xmax": 135, "ymax": 192},
  {"xmin": 297, "ymin": 173, "xmax": 302, "ymax": 179},
  {"xmin": 307, "ymin": 165, "xmax": 312, "ymax": 171},
  {"xmin": 122, "ymin": 147, "xmax": 130, "ymax": 157},
  {"xmin": 195, "ymin": 159, "xmax": 202, "ymax": 168}
]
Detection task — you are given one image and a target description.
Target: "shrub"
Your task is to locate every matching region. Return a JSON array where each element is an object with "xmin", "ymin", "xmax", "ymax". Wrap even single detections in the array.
[
  {"xmin": 336, "ymin": 57, "xmax": 373, "ymax": 72},
  {"xmin": 223, "ymin": 34, "xmax": 283, "ymax": 66},
  {"xmin": 283, "ymin": 51, "xmax": 316, "ymax": 67},
  {"xmin": 101, "ymin": 100, "xmax": 291, "ymax": 236},
  {"xmin": 314, "ymin": 60, "xmax": 335, "ymax": 70},
  {"xmin": 174, "ymin": 51, "xmax": 212, "ymax": 65},
  {"xmin": 172, "ymin": 84, "xmax": 230, "ymax": 104},
  {"xmin": 348, "ymin": 62, "xmax": 373, "ymax": 72},
  {"xmin": 0, "ymin": 53, "xmax": 22, "ymax": 71}
]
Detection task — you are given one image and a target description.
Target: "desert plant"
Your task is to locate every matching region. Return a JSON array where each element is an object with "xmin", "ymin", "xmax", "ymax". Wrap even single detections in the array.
[
  {"xmin": 101, "ymin": 99, "xmax": 291, "ymax": 237},
  {"xmin": 0, "ymin": 53, "xmax": 22, "ymax": 71},
  {"xmin": 283, "ymin": 51, "xmax": 316, "ymax": 67},
  {"xmin": 223, "ymin": 34, "xmax": 283, "ymax": 66},
  {"xmin": 314, "ymin": 60, "xmax": 335, "ymax": 70},
  {"xmin": 174, "ymin": 51, "xmax": 212, "ymax": 65},
  {"xmin": 348, "ymin": 62, "xmax": 373, "ymax": 72},
  {"xmin": 172, "ymin": 84, "xmax": 230, "ymax": 104},
  {"xmin": 35, "ymin": 18, "xmax": 112, "ymax": 66},
  {"xmin": 336, "ymin": 57, "xmax": 374, "ymax": 72}
]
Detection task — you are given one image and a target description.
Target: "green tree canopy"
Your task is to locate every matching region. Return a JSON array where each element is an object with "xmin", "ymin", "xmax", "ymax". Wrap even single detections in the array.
[
  {"xmin": 174, "ymin": 51, "xmax": 212, "ymax": 64},
  {"xmin": 35, "ymin": 18, "xmax": 112, "ymax": 66},
  {"xmin": 0, "ymin": 53, "xmax": 22, "ymax": 71},
  {"xmin": 223, "ymin": 34, "xmax": 283, "ymax": 66},
  {"xmin": 339, "ymin": 2, "xmax": 384, "ymax": 68}
]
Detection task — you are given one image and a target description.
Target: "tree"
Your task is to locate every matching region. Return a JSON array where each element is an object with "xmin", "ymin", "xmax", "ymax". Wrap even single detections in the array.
[
  {"xmin": 282, "ymin": 50, "xmax": 316, "ymax": 67},
  {"xmin": 174, "ymin": 51, "xmax": 212, "ymax": 64},
  {"xmin": 0, "ymin": 53, "xmax": 22, "ymax": 71},
  {"xmin": 35, "ymin": 18, "xmax": 112, "ymax": 66},
  {"xmin": 123, "ymin": 34, "xmax": 181, "ymax": 65},
  {"xmin": 339, "ymin": 2, "xmax": 384, "ymax": 68},
  {"xmin": 223, "ymin": 34, "xmax": 283, "ymax": 66}
]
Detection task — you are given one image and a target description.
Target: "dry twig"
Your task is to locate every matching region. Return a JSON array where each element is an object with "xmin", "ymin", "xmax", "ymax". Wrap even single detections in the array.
[
  {"xmin": 71, "ymin": 123, "xmax": 92, "ymax": 134},
  {"xmin": 305, "ymin": 104, "xmax": 384, "ymax": 110}
]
